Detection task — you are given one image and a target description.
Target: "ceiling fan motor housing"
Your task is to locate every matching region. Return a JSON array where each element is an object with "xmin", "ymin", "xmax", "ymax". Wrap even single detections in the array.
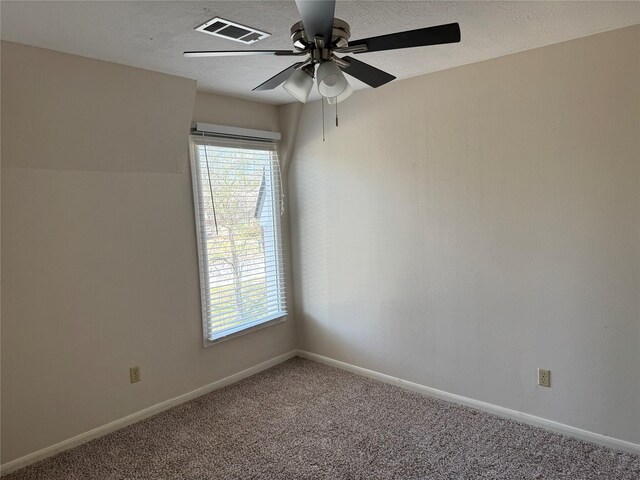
[{"xmin": 291, "ymin": 18, "xmax": 350, "ymax": 53}]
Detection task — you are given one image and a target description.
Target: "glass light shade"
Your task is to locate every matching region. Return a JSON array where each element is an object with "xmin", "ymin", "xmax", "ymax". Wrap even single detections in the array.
[
  {"xmin": 326, "ymin": 83, "xmax": 353, "ymax": 104},
  {"xmin": 317, "ymin": 61, "xmax": 348, "ymax": 98},
  {"xmin": 283, "ymin": 69, "xmax": 313, "ymax": 103}
]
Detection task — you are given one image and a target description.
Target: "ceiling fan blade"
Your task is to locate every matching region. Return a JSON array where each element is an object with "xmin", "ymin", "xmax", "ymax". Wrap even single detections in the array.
[
  {"xmin": 253, "ymin": 63, "xmax": 305, "ymax": 91},
  {"xmin": 184, "ymin": 50, "xmax": 303, "ymax": 57},
  {"xmin": 342, "ymin": 23, "xmax": 460, "ymax": 53},
  {"xmin": 294, "ymin": 0, "xmax": 336, "ymax": 44},
  {"xmin": 338, "ymin": 56, "xmax": 395, "ymax": 88}
]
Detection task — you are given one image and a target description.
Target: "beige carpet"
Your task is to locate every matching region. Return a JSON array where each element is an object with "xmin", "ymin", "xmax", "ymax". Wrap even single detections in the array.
[{"xmin": 4, "ymin": 357, "xmax": 639, "ymax": 479}]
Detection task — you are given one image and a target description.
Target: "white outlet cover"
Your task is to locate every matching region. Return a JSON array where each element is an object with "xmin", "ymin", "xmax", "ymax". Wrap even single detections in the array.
[{"xmin": 537, "ymin": 368, "xmax": 551, "ymax": 387}]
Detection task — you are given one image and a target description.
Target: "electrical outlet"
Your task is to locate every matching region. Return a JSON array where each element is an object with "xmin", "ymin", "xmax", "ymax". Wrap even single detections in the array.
[
  {"xmin": 130, "ymin": 366, "xmax": 141, "ymax": 384},
  {"xmin": 538, "ymin": 368, "xmax": 550, "ymax": 387}
]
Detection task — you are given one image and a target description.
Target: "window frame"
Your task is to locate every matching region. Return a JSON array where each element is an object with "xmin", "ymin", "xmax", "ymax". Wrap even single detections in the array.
[{"xmin": 189, "ymin": 133, "xmax": 287, "ymax": 347}]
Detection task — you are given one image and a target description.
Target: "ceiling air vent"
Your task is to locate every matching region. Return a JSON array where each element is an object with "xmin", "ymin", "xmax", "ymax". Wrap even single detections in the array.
[{"xmin": 195, "ymin": 17, "xmax": 270, "ymax": 44}]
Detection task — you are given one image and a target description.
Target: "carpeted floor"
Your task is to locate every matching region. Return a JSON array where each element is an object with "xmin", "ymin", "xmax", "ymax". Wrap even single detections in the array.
[{"xmin": 4, "ymin": 357, "xmax": 639, "ymax": 479}]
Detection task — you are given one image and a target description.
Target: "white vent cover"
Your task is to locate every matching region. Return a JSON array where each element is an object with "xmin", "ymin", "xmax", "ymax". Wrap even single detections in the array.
[{"xmin": 195, "ymin": 17, "xmax": 270, "ymax": 44}]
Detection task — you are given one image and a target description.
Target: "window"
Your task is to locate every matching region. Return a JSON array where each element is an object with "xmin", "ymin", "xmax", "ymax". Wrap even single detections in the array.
[{"xmin": 190, "ymin": 133, "xmax": 286, "ymax": 344}]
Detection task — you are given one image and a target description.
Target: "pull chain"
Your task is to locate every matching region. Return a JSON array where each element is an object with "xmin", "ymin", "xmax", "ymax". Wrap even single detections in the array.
[
  {"xmin": 335, "ymin": 100, "xmax": 339, "ymax": 127},
  {"xmin": 321, "ymin": 98, "xmax": 325, "ymax": 142}
]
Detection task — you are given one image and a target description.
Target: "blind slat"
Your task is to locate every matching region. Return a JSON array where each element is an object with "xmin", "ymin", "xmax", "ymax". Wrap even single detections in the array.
[
  {"xmin": 202, "ymin": 294, "xmax": 286, "ymax": 310},
  {"xmin": 203, "ymin": 288, "xmax": 287, "ymax": 307},
  {"xmin": 209, "ymin": 312, "xmax": 286, "ymax": 340},
  {"xmin": 204, "ymin": 300, "xmax": 287, "ymax": 324}
]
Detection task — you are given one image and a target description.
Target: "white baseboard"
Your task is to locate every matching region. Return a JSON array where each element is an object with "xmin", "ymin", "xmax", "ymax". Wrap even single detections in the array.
[
  {"xmin": 297, "ymin": 350, "xmax": 640, "ymax": 456},
  {"xmin": 4, "ymin": 348, "xmax": 637, "ymax": 476},
  {"xmin": 0, "ymin": 350, "xmax": 297, "ymax": 475}
]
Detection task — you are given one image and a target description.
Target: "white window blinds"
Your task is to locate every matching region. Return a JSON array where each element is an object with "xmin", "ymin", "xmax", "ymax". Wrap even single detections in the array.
[{"xmin": 190, "ymin": 134, "xmax": 286, "ymax": 343}]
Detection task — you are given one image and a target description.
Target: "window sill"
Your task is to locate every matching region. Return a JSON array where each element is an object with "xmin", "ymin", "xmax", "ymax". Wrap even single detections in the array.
[{"xmin": 203, "ymin": 314, "xmax": 287, "ymax": 348}]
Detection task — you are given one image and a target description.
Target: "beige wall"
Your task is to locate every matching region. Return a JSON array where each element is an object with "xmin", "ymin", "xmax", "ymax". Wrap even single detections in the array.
[
  {"xmin": 2, "ymin": 42, "xmax": 196, "ymax": 173},
  {"xmin": 289, "ymin": 25, "xmax": 640, "ymax": 444},
  {"xmin": 1, "ymin": 43, "xmax": 295, "ymax": 463}
]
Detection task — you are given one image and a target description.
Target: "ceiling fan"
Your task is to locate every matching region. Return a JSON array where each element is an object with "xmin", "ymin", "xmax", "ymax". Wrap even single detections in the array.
[{"xmin": 184, "ymin": 0, "xmax": 460, "ymax": 104}]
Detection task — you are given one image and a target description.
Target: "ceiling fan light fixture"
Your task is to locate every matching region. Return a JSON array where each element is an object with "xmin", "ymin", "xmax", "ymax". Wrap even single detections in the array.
[
  {"xmin": 283, "ymin": 67, "xmax": 314, "ymax": 103},
  {"xmin": 326, "ymin": 82, "xmax": 353, "ymax": 104},
  {"xmin": 316, "ymin": 60, "xmax": 348, "ymax": 98}
]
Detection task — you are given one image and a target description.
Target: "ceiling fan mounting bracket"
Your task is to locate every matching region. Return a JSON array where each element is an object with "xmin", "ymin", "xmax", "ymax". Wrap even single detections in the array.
[
  {"xmin": 331, "ymin": 55, "xmax": 350, "ymax": 69},
  {"xmin": 334, "ymin": 44, "xmax": 368, "ymax": 54}
]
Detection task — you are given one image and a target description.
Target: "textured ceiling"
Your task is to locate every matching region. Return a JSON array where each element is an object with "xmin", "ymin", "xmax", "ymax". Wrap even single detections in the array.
[{"xmin": 2, "ymin": 1, "xmax": 639, "ymax": 105}]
